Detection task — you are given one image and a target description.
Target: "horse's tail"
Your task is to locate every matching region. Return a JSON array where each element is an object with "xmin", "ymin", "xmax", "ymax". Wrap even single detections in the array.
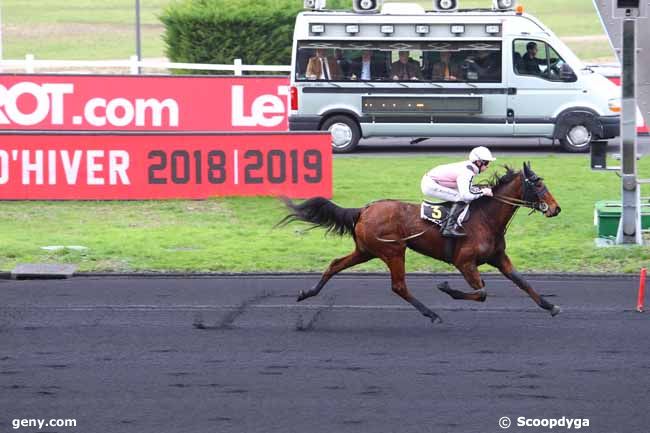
[{"xmin": 276, "ymin": 197, "xmax": 361, "ymax": 237}]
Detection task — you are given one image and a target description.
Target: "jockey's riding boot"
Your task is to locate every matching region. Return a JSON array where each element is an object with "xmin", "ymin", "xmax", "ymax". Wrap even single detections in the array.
[{"xmin": 442, "ymin": 203, "xmax": 466, "ymax": 238}]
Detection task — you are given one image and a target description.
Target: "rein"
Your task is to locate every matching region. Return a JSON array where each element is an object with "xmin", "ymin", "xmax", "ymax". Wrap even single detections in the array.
[{"xmin": 492, "ymin": 194, "xmax": 548, "ymax": 214}]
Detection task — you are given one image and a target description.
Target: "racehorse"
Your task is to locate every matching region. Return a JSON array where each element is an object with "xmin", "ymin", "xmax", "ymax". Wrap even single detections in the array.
[{"xmin": 277, "ymin": 162, "xmax": 561, "ymax": 323}]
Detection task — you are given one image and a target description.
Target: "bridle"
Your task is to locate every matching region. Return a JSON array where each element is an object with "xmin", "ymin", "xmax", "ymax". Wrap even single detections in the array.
[{"xmin": 493, "ymin": 172, "xmax": 550, "ymax": 214}]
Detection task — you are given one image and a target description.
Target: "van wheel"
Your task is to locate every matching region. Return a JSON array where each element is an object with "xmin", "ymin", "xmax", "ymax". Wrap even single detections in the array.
[
  {"xmin": 559, "ymin": 124, "xmax": 593, "ymax": 153},
  {"xmin": 321, "ymin": 115, "xmax": 360, "ymax": 153}
]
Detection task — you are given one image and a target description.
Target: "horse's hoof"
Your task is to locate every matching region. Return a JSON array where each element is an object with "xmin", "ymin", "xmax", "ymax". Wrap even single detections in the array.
[
  {"xmin": 550, "ymin": 305, "xmax": 561, "ymax": 317},
  {"xmin": 296, "ymin": 291, "xmax": 307, "ymax": 302},
  {"xmin": 436, "ymin": 281, "xmax": 450, "ymax": 292},
  {"xmin": 478, "ymin": 289, "xmax": 487, "ymax": 302},
  {"xmin": 431, "ymin": 316, "xmax": 443, "ymax": 324}
]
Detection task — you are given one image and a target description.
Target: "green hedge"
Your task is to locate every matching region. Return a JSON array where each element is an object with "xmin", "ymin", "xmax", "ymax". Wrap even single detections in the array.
[{"xmin": 161, "ymin": 0, "xmax": 349, "ymax": 74}]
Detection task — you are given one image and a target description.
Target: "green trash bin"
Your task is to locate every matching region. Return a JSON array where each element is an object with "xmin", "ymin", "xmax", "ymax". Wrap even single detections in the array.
[
  {"xmin": 594, "ymin": 200, "xmax": 650, "ymax": 238},
  {"xmin": 595, "ymin": 201, "xmax": 622, "ymax": 238}
]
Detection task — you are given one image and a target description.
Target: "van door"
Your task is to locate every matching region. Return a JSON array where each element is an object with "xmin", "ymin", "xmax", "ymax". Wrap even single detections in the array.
[{"xmin": 508, "ymin": 39, "xmax": 581, "ymax": 136}]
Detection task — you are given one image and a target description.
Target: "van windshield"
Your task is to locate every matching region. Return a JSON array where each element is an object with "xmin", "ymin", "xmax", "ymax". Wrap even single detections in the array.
[{"xmin": 295, "ymin": 40, "xmax": 502, "ymax": 83}]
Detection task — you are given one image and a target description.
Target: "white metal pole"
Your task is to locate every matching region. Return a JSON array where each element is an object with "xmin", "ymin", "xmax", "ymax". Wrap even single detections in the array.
[
  {"xmin": 617, "ymin": 17, "xmax": 642, "ymax": 244},
  {"xmin": 25, "ymin": 53, "xmax": 34, "ymax": 73},
  {"xmin": 135, "ymin": 0, "xmax": 142, "ymax": 74},
  {"xmin": 234, "ymin": 58, "xmax": 243, "ymax": 76}
]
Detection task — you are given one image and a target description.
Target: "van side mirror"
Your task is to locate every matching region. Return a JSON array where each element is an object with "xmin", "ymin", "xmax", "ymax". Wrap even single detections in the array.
[{"xmin": 560, "ymin": 64, "xmax": 577, "ymax": 82}]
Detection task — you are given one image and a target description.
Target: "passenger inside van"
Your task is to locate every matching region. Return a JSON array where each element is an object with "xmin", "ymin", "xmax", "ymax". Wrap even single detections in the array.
[
  {"xmin": 391, "ymin": 51, "xmax": 422, "ymax": 81},
  {"xmin": 305, "ymin": 48, "xmax": 342, "ymax": 80},
  {"xmin": 459, "ymin": 50, "xmax": 501, "ymax": 81},
  {"xmin": 472, "ymin": 50, "xmax": 501, "ymax": 81},
  {"xmin": 350, "ymin": 50, "xmax": 388, "ymax": 81},
  {"xmin": 430, "ymin": 51, "xmax": 460, "ymax": 81},
  {"xmin": 334, "ymin": 49, "xmax": 351, "ymax": 79}
]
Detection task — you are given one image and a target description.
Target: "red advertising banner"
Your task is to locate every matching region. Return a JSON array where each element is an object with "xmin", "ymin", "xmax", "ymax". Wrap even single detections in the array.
[
  {"xmin": 605, "ymin": 76, "xmax": 648, "ymax": 134},
  {"xmin": 0, "ymin": 132, "xmax": 331, "ymax": 199},
  {"xmin": 0, "ymin": 75, "xmax": 290, "ymax": 131}
]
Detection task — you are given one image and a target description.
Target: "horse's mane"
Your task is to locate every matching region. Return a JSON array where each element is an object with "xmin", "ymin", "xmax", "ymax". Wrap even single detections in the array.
[
  {"xmin": 469, "ymin": 165, "xmax": 521, "ymax": 212},
  {"xmin": 482, "ymin": 165, "xmax": 520, "ymax": 191}
]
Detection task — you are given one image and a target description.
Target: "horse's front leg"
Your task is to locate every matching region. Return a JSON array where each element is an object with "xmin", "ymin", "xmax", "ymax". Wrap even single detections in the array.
[{"xmin": 491, "ymin": 253, "xmax": 560, "ymax": 316}]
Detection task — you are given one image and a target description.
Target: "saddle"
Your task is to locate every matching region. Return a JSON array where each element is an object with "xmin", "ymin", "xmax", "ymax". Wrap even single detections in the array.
[{"xmin": 420, "ymin": 200, "xmax": 470, "ymax": 226}]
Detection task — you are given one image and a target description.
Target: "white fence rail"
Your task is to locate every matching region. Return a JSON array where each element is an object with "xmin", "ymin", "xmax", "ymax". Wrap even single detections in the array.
[
  {"xmin": 0, "ymin": 54, "xmax": 292, "ymax": 75},
  {"xmin": 0, "ymin": 54, "xmax": 622, "ymax": 78}
]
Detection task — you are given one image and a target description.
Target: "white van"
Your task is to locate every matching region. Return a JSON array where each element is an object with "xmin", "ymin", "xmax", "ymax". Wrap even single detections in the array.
[{"xmin": 288, "ymin": 2, "xmax": 621, "ymax": 153}]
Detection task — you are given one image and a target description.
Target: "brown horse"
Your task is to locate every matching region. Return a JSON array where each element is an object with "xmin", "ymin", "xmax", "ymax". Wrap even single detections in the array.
[{"xmin": 278, "ymin": 162, "xmax": 561, "ymax": 323}]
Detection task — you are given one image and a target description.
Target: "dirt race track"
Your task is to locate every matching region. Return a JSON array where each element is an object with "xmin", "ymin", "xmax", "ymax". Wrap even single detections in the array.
[{"xmin": 1, "ymin": 274, "xmax": 649, "ymax": 433}]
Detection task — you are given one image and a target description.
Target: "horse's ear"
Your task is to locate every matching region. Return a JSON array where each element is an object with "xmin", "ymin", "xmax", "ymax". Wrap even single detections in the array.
[{"xmin": 523, "ymin": 161, "xmax": 530, "ymax": 176}]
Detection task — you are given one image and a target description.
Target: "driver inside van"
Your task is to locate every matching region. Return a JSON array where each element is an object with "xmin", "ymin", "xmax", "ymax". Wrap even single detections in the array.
[
  {"xmin": 391, "ymin": 51, "xmax": 422, "ymax": 81},
  {"xmin": 519, "ymin": 42, "xmax": 545, "ymax": 76}
]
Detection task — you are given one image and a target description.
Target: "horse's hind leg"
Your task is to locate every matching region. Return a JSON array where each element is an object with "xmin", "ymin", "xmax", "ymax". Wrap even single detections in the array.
[
  {"xmin": 437, "ymin": 263, "xmax": 487, "ymax": 302},
  {"xmin": 383, "ymin": 254, "xmax": 442, "ymax": 324},
  {"xmin": 297, "ymin": 249, "xmax": 372, "ymax": 302}
]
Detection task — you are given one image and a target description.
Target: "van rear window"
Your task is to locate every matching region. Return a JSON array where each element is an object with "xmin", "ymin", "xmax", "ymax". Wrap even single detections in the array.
[{"xmin": 295, "ymin": 40, "xmax": 502, "ymax": 83}]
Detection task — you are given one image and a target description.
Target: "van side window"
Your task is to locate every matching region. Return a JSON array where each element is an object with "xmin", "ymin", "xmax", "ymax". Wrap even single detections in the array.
[
  {"xmin": 296, "ymin": 45, "xmax": 388, "ymax": 81},
  {"xmin": 295, "ymin": 41, "xmax": 501, "ymax": 82},
  {"xmin": 422, "ymin": 45, "xmax": 501, "ymax": 82},
  {"xmin": 513, "ymin": 39, "xmax": 567, "ymax": 81}
]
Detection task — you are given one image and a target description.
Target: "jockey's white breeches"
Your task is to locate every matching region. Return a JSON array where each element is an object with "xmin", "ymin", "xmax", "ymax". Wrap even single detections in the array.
[
  {"xmin": 421, "ymin": 175, "xmax": 463, "ymax": 202},
  {"xmin": 420, "ymin": 175, "xmax": 470, "ymax": 226}
]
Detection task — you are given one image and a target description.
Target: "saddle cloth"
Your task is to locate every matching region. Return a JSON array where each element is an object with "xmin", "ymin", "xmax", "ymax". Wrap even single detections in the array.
[{"xmin": 420, "ymin": 200, "xmax": 470, "ymax": 226}]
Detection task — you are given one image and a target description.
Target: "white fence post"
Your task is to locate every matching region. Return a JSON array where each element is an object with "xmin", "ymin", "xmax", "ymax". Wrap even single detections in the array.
[
  {"xmin": 25, "ymin": 53, "xmax": 34, "ymax": 73},
  {"xmin": 129, "ymin": 55, "xmax": 139, "ymax": 75},
  {"xmin": 234, "ymin": 58, "xmax": 243, "ymax": 76}
]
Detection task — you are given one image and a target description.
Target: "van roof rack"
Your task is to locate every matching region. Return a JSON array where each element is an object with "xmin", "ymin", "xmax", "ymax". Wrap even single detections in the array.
[
  {"xmin": 431, "ymin": 8, "xmax": 512, "ymax": 12},
  {"xmin": 307, "ymin": 8, "xmax": 515, "ymax": 13}
]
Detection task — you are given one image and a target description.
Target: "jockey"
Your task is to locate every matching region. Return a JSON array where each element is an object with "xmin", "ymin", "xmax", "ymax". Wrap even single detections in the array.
[{"xmin": 421, "ymin": 146, "xmax": 496, "ymax": 237}]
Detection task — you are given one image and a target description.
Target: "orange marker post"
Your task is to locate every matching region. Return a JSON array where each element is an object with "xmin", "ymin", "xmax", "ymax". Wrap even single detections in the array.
[{"xmin": 637, "ymin": 268, "xmax": 646, "ymax": 313}]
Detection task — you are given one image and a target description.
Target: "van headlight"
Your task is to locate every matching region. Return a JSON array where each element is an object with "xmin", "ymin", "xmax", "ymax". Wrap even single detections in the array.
[{"xmin": 608, "ymin": 98, "xmax": 621, "ymax": 113}]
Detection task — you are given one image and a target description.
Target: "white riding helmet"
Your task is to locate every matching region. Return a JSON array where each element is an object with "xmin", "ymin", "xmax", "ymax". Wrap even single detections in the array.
[{"xmin": 469, "ymin": 146, "xmax": 496, "ymax": 163}]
